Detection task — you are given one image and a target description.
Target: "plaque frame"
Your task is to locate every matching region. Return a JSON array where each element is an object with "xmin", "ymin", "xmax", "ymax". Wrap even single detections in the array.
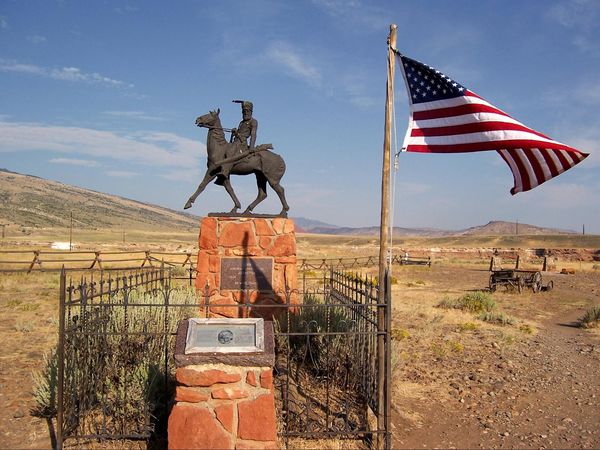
[
  {"xmin": 184, "ymin": 318, "xmax": 265, "ymax": 354},
  {"xmin": 220, "ymin": 257, "xmax": 273, "ymax": 291}
]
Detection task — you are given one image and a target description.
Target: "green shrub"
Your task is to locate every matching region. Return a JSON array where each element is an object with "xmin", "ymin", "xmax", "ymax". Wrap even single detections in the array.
[
  {"xmin": 392, "ymin": 328, "xmax": 410, "ymax": 340},
  {"xmin": 519, "ymin": 324, "xmax": 535, "ymax": 334},
  {"xmin": 438, "ymin": 291, "xmax": 496, "ymax": 313},
  {"xmin": 32, "ymin": 349, "xmax": 58, "ymax": 417},
  {"xmin": 31, "ymin": 286, "xmax": 198, "ymax": 426},
  {"xmin": 458, "ymin": 322, "xmax": 480, "ymax": 332},
  {"xmin": 578, "ymin": 306, "xmax": 600, "ymax": 328},
  {"xmin": 430, "ymin": 343, "xmax": 446, "ymax": 358},
  {"xmin": 301, "ymin": 270, "xmax": 318, "ymax": 277},
  {"xmin": 448, "ymin": 340, "xmax": 464, "ymax": 353},
  {"xmin": 170, "ymin": 265, "xmax": 190, "ymax": 277},
  {"xmin": 478, "ymin": 311, "xmax": 515, "ymax": 326},
  {"xmin": 275, "ymin": 293, "xmax": 351, "ymax": 372}
]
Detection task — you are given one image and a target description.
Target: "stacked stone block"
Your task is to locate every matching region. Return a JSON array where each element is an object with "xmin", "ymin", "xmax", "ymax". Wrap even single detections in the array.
[
  {"xmin": 168, "ymin": 363, "xmax": 277, "ymax": 449},
  {"xmin": 195, "ymin": 217, "xmax": 298, "ymax": 318}
]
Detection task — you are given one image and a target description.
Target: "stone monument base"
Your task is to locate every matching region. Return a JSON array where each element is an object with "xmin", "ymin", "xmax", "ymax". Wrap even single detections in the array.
[
  {"xmin": 195, "ymin": 216, "xmax": 298, "ymax": 319},
  {"xmin": 168, "ymin": 320, "xmax": 278, "ymax": 449}
]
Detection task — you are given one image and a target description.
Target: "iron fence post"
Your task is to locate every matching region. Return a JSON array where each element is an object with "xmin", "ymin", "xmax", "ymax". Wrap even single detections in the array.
[
  {"xmin": 56, "ymin": 266, "xmax": 66, "ymax": 450},
  {"xmin": 385, "ymin": 268, "xmax": 392, "ymax": 449}
]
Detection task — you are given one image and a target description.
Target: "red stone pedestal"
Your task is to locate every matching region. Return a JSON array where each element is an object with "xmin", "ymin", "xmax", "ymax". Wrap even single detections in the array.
[
  {"xmin": 195, "ymin": 217, "xmax": 298, "ymax": 319},
  {"xmin": 168, "ymin": 321, "xmax": 278, "ymax": 449}
]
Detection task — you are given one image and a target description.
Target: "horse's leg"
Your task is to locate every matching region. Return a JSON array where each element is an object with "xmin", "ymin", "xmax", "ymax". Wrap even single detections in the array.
[
  {"xmin": 244, "ymin": 173, "xmax": 268, "ymax": 214},
  {"xmin": 184, "ymin": 170, "xmax": 217, "ymax": 209},
  {"xmin": 266, "ymin": 177, "xmax": 290, "ymax": 216},
  {"xmin": 222, "ymin": 177, "xmax": 242, "ymax": 214}
]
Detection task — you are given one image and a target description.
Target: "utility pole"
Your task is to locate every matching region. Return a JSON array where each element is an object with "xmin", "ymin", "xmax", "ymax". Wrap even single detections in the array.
[
  {"xmin": 69, "ymin": 212, "xmax": 73, "ymax": 251},
  {"xmin": 377, "ymin": 23, "xmax": 396, "ymax": 450},
  {"xmin": 516, "ymin": 219, "xmax": 519, "ymax": 235},
  {"xmin": 583, "ymin": 224, "xmax": 585, "ymax": 235}
]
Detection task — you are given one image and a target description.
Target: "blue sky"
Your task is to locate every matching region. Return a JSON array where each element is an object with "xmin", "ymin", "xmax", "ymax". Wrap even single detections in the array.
[{"xmin": 1, "ymin": 0, "xmax": 599, "ymax": 232}]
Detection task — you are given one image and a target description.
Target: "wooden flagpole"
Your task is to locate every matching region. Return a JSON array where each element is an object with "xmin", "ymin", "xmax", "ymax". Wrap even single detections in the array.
[{"xmin": 377, "ymin": 23, "xmax": 397, "ymax": 449}]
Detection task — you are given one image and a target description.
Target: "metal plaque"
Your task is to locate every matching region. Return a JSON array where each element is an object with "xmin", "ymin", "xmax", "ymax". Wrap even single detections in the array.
[
  {"xmin": 220, "ymin": 257, "xmax": 273, "ymax": 290},
  {"xmin": 185, "ymin": 318, "xmax": 265, "ymax": 354}
]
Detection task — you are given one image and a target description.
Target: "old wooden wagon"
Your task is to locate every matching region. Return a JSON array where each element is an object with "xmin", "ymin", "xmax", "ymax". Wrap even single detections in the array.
[{"xmin": 489, "ymin": 269, "xmax": 552, "ymax": 293}]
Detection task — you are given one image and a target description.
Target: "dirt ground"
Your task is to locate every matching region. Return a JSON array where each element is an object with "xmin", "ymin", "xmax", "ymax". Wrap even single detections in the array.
[
  {"xmin": 1, "ymin": 242, "xmax": 599, "ymax": 449},
  {"xmin": 390, "ymin": 264, "xmax": 600, "ymax": 449}
]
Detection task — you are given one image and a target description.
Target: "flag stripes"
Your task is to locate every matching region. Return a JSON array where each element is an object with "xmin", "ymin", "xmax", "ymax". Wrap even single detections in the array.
[{"xmin": 397, "ymin": 52, "xmax": 589, "ymax": 194}]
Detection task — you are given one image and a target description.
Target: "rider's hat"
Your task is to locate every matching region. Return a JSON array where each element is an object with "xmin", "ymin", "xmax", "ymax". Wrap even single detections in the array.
[{"xmin": 233, "ymin": 99, "xmax": 253, "ymax": 112}]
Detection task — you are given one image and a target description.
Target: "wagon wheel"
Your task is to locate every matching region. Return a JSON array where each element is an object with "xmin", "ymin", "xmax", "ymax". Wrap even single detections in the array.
[
  {"xmin": 517, "ymin": 277, "xmax": 524, "ymax": 294},
  {"xmin": 489, "ymin": 274, "xmax": 496, "ymax": 292},
  {"xmin": 532, "ymin": 272, "xmax": 542, "ymax": 293}
]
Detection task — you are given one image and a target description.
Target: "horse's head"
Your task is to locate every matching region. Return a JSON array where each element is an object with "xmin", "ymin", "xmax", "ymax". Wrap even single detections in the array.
[{"xmin": 195, "ymin": 109, "xmax": 220, "ymax": 128}]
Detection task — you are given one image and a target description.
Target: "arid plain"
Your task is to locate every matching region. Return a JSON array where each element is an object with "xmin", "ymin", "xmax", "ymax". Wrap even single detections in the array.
[{"xmin": 1, "ymin": 226, "xmax": 599, "ymax": 449}]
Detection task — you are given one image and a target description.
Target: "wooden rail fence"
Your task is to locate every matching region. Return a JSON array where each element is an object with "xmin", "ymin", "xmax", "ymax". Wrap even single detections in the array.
[{"xmin": 0, "ymin": 249, "xmax": 431, "ymax": 273}]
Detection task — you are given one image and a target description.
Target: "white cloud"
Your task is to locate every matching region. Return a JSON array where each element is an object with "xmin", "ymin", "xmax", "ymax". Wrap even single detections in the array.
[
  {"xmin": 105, "ymin": 170, "xmax": 139, "ymax": 178},
  {"xmin": 0, "ymin": 59, "xmax": 133, "ymax": 88},
  {"xmin": 0, "ymin": 16, "xmax": 7, "ymax": 29},
  {"xmin": 0, "ymin": 120, "xmax": 206, "ymax": 171},
  {"xmin": 0, "ymin": 62, "xmax": 43, "ymax": 75},
  {"xmin": 546, "ymin": 0, "xmax": 600, "ymax": 55},
  {"xmin": 114, "ymin": 5, "xmax": 139, "ymax": 14},
  {"xmin": 103, "ymin": 110, "xmax": 165, "ymax": 121},
  {"xmin": 161, "ymin": 167, "xmax": 204, "ymax": 183},
  {"xmin": 265, "ymin": 42, "xmax": 322, "ymax": 86},
  {"xmin": 533, "ymin": 182, "xmax": 593, "ymax": 209},
  {"xmin": 340, "ymin": 73, "xmax": 378, "ymax": 108},
  {"xmin": 574, "ymin": 82, "xmax": 600, "ymax": 106},
  {"xmin": 50, "ymin": 158, "xmax": 99, "ymax": 167},
  {"xmin": 546, "ymin": 0, "xmax": 598, "ymax": 28},
  {"xmin": 311, "ymin": 0, "xmax": 388, "ymax": 31},
  {"xmin": 544, "ymin": 79, "xmax": 600, "ymax": 107},
  {"xmin": 27, "ymin": 35, "xmax": 47, "ymax": 44}
]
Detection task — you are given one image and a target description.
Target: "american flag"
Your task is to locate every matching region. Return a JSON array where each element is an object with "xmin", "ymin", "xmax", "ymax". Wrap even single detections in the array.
[{"xmin": 396, "ymin": 51, "xmax": 589, "ymax": 194}]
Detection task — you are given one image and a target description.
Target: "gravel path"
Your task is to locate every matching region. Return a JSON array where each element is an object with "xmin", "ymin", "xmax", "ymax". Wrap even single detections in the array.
[{"xmin": 393, "ymin": 281, "xmax": 600, "ymax": 449}]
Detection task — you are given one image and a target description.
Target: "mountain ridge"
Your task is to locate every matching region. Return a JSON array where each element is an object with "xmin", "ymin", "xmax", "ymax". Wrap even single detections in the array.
[{"xmin": 0, "ymin": 169, "xmax": 577, "ymax": 236}]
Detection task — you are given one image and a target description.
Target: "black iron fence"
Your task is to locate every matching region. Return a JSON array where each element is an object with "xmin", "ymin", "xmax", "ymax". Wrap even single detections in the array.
[
  {"xmin": 56, "ymin": 267, "xmax": 197, "ymax": 448},
  {"xmin": 275, "ymin": 270, "xmax": 391, "ymax": 448},
  {"xmin": 56, "ymin": 267, "xmax": 391, "ymax": 448}
]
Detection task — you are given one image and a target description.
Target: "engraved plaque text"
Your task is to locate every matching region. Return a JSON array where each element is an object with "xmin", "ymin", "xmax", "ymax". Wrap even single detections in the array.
[
  {"xmin": 220, "ymin": 257, "xmax": 273, "ymax": 290},
  {"xmin": 185, "ymin": 318, "xmax": 265, "ymax": 354}
]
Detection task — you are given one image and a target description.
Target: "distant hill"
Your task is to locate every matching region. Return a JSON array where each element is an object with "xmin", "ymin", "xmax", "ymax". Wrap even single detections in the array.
[
  {"xmin": 296, "ymin": 217, "xmax": 576, "ymax": 237},
  {"xmin": 0, "ymin": 169, "xmax": 577, "ymax": 236},
  {"xmin": 292, "ymin": 217, "xmax": 340, "ymax": 233},
  {"xmin": 0, "ymin": 169, "xmax": 199, "ymax": 230},
  {"xmin": 458, "ymin": 221, "xmax": 575, "ymax": 236}
]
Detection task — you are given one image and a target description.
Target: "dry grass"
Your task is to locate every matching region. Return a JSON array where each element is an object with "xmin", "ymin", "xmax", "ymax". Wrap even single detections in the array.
[{"xmin": 1, "ymin": 227, "xmax": 599, "ymax": 448}]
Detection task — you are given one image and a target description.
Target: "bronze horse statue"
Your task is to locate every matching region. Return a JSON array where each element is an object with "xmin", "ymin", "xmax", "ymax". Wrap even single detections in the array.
[{"xmin": 184, "ymin": 109, "xmax": 289, "ymax": 216}]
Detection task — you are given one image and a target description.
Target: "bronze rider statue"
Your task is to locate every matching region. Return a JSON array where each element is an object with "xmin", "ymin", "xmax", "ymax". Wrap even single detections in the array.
[
  {"xmin": 214, "ymin": 100, "xmax": 258, "ymax": 185},
  {"xmin": 231, "ymin": 100, "xmax": 258, "ymax": 152}
]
